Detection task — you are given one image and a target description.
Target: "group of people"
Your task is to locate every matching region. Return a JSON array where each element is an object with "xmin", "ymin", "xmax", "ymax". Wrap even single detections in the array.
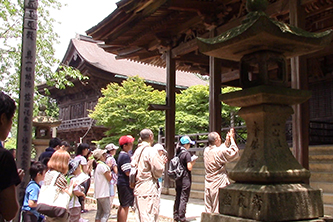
[
  {"xmin": 92, "ymin": 127, "xmax": 239, "ymax": 222},
  {"xmin": 20, "ymin": 139, "xmax": 95, "ymax": 222},
  {"xmin": 92, "ymin": 129, "xmax": 168, "ymax": 222},
  {"xmin": 0, "ymin": 90, "xmax": 240, "ymax": 222}
]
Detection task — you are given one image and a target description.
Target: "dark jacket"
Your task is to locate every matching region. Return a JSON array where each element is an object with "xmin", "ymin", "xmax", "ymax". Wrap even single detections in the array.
[{"xmin": 38, "ymin": 147, "xmax": 55, "ymax": 162}]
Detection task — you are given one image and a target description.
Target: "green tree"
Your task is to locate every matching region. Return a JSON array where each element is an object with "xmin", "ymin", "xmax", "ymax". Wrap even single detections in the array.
[
  {"xmin": 175, "ymin": 85, "xmax": 242, "ymax": 135},
  {"xmin": 175, "ymin": 85, "xmax": 210, "ymax": 135},
  {"xmin": 89, "ymin": 76, "xmax": 166, "ymax": 146},
  {"xmin": 1, "ymin": 0, "xmax": 87, "ymax": 150},
  {"xmin": 221, "ymin": 86, "xmax": 242, "ymax": 127},
  {"xmin": 90, "ymin": 76, "xmax": 244, "ymax": 147},
  {"xmin": 0, "ymin": 0, "xmax": 87, "ymax": 115}
]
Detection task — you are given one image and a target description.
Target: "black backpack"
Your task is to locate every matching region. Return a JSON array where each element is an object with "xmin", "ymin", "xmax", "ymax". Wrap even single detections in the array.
[{"xmin": 168, "ymin": 150, "xmax": 185, "ymax": 180}]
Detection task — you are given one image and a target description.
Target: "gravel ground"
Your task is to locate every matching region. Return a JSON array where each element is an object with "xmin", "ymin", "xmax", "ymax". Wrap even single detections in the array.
[{"xmin": 80, "ymin": 202, "xmax": 175, "ymax": 222}]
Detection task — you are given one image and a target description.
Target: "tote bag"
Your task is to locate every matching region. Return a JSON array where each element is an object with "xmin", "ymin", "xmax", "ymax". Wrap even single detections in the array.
[{"xmin": 36, "ymin": 171, "xmax": 70, "ymax": 218}]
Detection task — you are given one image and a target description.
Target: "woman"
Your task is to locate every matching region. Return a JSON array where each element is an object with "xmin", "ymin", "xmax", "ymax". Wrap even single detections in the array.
[
  {"xmin": 44, "ymin": 149, "xmax": 73, "ymax": 222},
  {"xmin": 105, "ymin": 143, "xmax": 118, "ymax": 215},
  {"xmin": 173, "ymin": 136, "xmax": 196, "ymax": 222},
  {"xmin": 74, "ymin": 143, "xmax": 90, "ymax": 174},
  {"xmin": 74, "ymin": 143, "xmax": 91, "ymax": 213},
  {"xmin": 93, "ymin": 149, "xmax": 112, "ymax": 222}
]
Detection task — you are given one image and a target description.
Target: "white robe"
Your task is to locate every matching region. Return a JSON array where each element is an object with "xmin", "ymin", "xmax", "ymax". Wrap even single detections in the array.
[
  {"xmin": 203, "ymin": 141, "xmax": 239, "ymax": 213},
  {"xmin": 131, "ymin": 141, "xmax": 165, "ymax": 222}
]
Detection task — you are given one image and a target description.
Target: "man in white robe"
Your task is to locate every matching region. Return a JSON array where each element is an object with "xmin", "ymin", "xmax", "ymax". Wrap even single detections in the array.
[
  {"xmin": 131, "ymin": 129, "xmax": 167, "ymax": 222},
  {"xmin": 203, "ymin": 129, "xmax": 240, "ymax": 213}
]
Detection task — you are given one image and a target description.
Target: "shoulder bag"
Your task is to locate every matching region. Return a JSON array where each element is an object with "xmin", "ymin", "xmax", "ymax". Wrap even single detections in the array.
[
  {"xmin": 129, "ymin": 145, "xmax": 147, "ymax": 189},
  {"xmin": 36, "ymin": 171, "xmax": 70, "ymax": 218}
]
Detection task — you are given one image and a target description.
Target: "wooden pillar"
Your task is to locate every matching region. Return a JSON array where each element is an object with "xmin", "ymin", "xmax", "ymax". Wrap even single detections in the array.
[
  {"xmin": 15, "ymin": 1, "xmax": 38, "ymax": 221},
  {"xmin": 164, "ymin": 49, "xmax": 176, "ymax": 188},
  {"xmin": 209, "ymin": 29, "xmax": 222, "ymax": 135},
  {"xmin": 289, "ymin": 1, "xmax": 310, "ymax": 174}
]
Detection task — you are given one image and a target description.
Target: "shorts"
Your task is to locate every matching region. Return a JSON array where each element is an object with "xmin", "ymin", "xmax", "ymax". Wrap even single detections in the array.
[
  {"xmin": 117, "ymin": 184, "xmax": 134, "ymax": 207},
  {"xmin": 22, "ymin": 210, "xmax": 37, "ymax": 222}
]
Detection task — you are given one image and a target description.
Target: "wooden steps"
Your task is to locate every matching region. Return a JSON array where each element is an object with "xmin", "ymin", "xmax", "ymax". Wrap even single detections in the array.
[
  {"xmin": 189, "ymin": 150, "xmax": 205, "ymax": 199},
  {"xmin": 309, "ymin": 145, "xmax": 333, "ymax": 216}
]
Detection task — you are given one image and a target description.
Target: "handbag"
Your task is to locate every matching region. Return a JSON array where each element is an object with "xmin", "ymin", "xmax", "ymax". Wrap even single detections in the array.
[
  {"xmin": 129, "ymin": 145, "xmax": 148, "ymax": 189},
  {"xmin": 36, "ymin": 171, "xmax": 70, "ymax": 218}
]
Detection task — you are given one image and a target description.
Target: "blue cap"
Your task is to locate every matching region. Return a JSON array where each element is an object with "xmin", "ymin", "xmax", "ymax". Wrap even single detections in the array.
[{"xmin": 180, "ymin": 136, "xmax": 195, "ymax": 145}]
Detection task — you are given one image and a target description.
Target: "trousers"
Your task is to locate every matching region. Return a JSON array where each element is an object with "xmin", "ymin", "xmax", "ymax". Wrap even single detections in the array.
[{"xmin": 173, "ymin": 177, "xmax": 191, "ymax": 222}]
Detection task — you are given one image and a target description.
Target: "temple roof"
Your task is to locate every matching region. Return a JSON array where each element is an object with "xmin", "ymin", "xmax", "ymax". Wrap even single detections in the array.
[
  {"xmin": 85, "ymin": 0, "xmax": 333, "ymax": 86},
  {"xmin": 69, "ymin": 36, "xmax": 207, "ymax": 88},
  {"xmin": 38, "ymin": 35, "xmax": 207, "ymax": 97}
]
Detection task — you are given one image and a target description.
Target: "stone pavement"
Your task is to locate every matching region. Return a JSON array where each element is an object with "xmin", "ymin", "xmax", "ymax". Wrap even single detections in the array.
[{"xmin": 81, "ymin": 194, "xmax": 205, "ymax": 222}]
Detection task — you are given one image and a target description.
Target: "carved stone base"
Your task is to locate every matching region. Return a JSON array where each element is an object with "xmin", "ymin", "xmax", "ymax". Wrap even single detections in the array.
[
  {"xmin": 201, "ymin": 212, "xmax": 327, "ymax": 222},
  {"xmin": 218, "ymin": 183, "xmax": 323, "ymax": 222}
]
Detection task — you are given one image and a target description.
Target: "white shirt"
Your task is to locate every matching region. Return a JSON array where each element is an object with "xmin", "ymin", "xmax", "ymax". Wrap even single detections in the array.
[
  {"xmin": 74, "ymin": 155, "xmax": 87, "ymax": 166},
  {"xmin": 69, "ymin": 175, "xmax": 83, "ymax": 209},
  {"xmin": 94, "ymin": 161, "xmax": 110, "ymax": 199}
]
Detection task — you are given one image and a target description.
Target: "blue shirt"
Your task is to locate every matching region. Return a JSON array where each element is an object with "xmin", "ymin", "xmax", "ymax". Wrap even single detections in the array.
[
  {"xmin": 117, "ymin": 151, "xmax": 131, "ymax": 186},
  {"xmin": 22, "ymin": 180, "xmax": 41, "ymax": 218}
]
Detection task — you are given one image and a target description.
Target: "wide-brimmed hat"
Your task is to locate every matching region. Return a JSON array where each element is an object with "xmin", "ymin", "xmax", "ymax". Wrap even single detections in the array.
[
  {"xmin": 92, "ymin": 148, "xmax": 107, "ymax": 160},
  {"xmin": 105, "ymin": 143, "xmax": 119, "ymax": 151},
  {"xmin": 180, "ymin": 136, "xmax": 195, "ymax": 145},
  {"xmin": 68, "ymin": 159, "xmax": 80, "ymax": 175}
]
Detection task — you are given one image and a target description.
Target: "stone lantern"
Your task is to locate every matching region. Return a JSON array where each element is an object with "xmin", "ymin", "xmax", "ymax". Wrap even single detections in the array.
[
  {"xmin": 32, "ymin": 106, "xmax": 61, "ymax": 159},
  {"xmin": 197, "ymin": 0, "xmax": 332, "ymax": 221}
]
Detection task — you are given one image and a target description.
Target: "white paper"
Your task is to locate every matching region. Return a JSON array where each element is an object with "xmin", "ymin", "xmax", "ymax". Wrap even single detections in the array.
[{"xmin": 191, "ymin": 155, "xmax": 198, "ymax": 161}]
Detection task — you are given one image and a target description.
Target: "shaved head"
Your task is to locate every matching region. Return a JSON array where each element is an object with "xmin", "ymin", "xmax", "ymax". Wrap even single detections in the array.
[
  {"xmin": 208, "ymin": 132, "xmax": 221, "ymax": 145},
  {"xmin": 140, "ymin": 128, "xmax": 153, "ymax": 142}
]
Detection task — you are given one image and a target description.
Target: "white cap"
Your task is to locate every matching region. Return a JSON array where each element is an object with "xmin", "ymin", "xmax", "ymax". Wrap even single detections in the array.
[{"xmin": 153, "ymin": 143, "xmax": 167, "ymax": 154}]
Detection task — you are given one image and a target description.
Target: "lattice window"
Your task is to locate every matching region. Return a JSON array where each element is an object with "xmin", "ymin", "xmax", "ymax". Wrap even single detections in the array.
[{"xmin": 309, "ymin": 81, "xmax": 333, "ymax": 120}]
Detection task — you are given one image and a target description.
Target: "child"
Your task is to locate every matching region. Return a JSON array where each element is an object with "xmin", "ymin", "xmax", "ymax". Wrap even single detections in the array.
[
  {"xmin": 21, "ymin": 161, "xmax": 47, "ymax": 222},
  {"xmin": 92, "ymin": 149, "xmax": 111, "ymax": 222},
  {"xmin": 67, "ymin": 159, "xmax": 86, "ymax": 222},
  {"xmin": 105, "ymin": 143, "xmax": 118, "ymax": 214}
]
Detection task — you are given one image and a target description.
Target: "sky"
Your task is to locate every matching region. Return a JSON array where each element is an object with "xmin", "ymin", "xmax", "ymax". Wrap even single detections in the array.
[{"xmin": 52, "ymin": 0, "xmax": 118, "ymax": 61}]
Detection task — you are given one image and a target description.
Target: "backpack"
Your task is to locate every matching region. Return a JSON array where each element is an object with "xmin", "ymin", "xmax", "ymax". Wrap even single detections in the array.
[{"xmin": 168, "ymin": 150, "xmax": 185, "ymax": 181}]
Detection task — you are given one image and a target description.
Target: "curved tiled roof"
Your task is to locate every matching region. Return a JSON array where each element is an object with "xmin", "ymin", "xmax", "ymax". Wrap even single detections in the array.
[{"xmin": 71, "ymin": 38, "xmax": 207, "ymax": 88}]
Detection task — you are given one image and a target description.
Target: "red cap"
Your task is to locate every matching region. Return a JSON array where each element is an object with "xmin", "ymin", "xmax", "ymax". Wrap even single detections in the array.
[{"xmin": 119, "ymin": 135, "xmax": 135, "ymax": 146}]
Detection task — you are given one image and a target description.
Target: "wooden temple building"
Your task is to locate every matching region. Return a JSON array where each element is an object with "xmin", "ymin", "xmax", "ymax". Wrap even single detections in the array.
[
  {"xmin": 37, "ymin": 0, "xmax": 333, "ymax": 215},
  {"xmin": 82, "ymin": 0, "xmax": 333, "ymax": 215},
  {"xmin": 37, "ymin": 34, "xmax": 207, "ymax": 146},
  {"xmin": 85, "ymin": 0, "xmax": 333, "ymax": 156}
]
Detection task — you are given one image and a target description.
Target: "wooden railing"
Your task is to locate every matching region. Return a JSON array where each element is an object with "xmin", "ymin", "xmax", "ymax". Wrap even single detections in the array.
[
  {"xmin": 160, "ymin": 120, "xmax": 333, "ymax": 150},
  {"xmin": 58, "ymin": 117, "xmax": 95, "ymax": 131},
  {"xmin": 160, "ymin": 126, "xmax": 247, "ymax": 151},
  {"xmin": 57, "ymin": 117, "xmax": 333, "ymax": 146}
]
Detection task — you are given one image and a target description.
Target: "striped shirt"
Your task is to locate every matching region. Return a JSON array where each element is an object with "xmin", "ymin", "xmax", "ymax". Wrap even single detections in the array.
[{"xmin": 44, "ymin": 170, "xmax": 67, "ymax": 190}]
